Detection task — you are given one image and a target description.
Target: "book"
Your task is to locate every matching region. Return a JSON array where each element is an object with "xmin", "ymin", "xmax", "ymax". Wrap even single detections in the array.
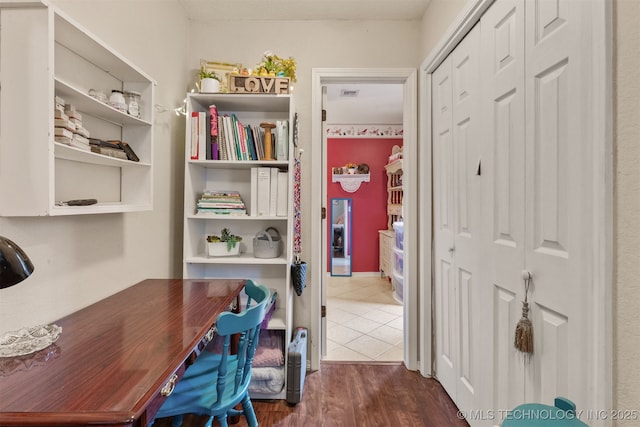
[
  {"xmin": 245, "ymin": 125, "xmax": 256, "ymax": 160},
  {"xmin": 250, "ymin": 167, "xmax": 258, "ymax": 216},
  {"xmin": 223, "ymin": 116, "xmax": 236, "ymax": 160},
  {"xmin": 256, "ymin": 167, "xmax": 271, "ymax": 216},
  {"xmin": 276, "ymin": 171, "xmax": 289, "ymax": 217},
  {"xmin": 117, "ymin": 141, "xmax": 140, "ymax": 162},
  {"xmin": 198, "ymin": 111, "xmax": 207, "ymax": 161},
  {"xmin": 276, "ymin": 120, "xmax": 289, "ymax": 160},
  {"xmin": 70, "ymin": 135, "xmax": 90, "ymax": 151},
  {"xmin": 269, "ymin": 167, "xmax": 278, "ymax": 216},
  {"xmin": 209, "ymin": 105, "xmax": 219, "ymax": 160},
  {"xmin": 217, "ymin": 115, "xmax": 227, "ymax": 160},
  {"xmin": 90, "ymin": 145, "xmax": 128, "ymax": 160},
  {"xmin": 190, "ymin": 112, "xmax": 198, "ymax": 159},
  {"xmin": 54, "ymin": 127, "xmax": 73, "ymax": 139}
]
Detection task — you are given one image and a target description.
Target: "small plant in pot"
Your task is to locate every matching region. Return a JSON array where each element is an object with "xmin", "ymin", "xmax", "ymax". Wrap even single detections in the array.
[
  {"xmin": 206, "ymin": 228, "xmax": 242, "ymax": 256},
  {"xmin": 199, "ymin": 70, "xmax": 222, "ymax": 93}
]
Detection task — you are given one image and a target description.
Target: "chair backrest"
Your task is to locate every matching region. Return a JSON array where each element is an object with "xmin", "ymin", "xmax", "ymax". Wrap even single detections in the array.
[{"xmin": 215, "ymin": 280, "xmax": 270, "ymax": 402}]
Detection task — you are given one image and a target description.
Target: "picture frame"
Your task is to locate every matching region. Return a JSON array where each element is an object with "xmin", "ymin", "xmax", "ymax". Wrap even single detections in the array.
[{"xmin": 200, "ymin": 60, "xmax": 242, "ymax": 93}]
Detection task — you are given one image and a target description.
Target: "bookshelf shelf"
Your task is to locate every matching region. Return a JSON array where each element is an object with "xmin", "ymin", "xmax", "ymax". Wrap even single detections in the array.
[
  {"xmin": 189, "ymin": 160, "xmax": 289, "ymax": 169},
  {"xmin": 55, "ymin": 143, "xmax": 151, "ymax": 168},
  {"xmin": 0, "ymin": 1, "xmax": 155, "ymax": 216},
  {"xmin": 183, "ymin": 93, "xmax": 295, "ymax": 400}
]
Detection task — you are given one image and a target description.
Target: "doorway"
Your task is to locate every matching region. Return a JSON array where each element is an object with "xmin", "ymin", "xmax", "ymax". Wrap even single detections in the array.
[{"xmin": 310, "ymin": 68, "xmax": 420, "ymax": 372}]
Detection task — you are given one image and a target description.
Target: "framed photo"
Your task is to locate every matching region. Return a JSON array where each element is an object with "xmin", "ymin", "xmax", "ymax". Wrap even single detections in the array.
[{"xmin": 200, "ymin": 60, "xmax": 242, "ymax": 93}]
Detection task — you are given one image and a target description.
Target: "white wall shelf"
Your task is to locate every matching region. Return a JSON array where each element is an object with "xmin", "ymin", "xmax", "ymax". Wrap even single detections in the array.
[
  {"xmin": 0, "ymin": 1, "xmax": 155, "ymax": 216},
  {"xmin": 332, "ymin": 173, "xmax": 371, "ymax": 193}
]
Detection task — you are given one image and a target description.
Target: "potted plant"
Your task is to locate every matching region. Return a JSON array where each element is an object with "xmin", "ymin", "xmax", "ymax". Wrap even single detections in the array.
[
  {"xmin": 199, "ymin": 70, "xmax": 222, "ymax": 93},
  {"xmin": 206, "ymin": 228, "xmax": 242, "ymax": 256}
]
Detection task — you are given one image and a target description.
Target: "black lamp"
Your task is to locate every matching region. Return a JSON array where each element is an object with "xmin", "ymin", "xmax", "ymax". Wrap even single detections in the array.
[{"xmin": 0, "ymin": 236, "xmax": 35, "ymax": 289}]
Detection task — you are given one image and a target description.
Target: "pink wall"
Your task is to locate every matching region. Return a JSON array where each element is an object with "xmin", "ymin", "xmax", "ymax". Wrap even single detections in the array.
[{"xmin": 327, "ymin": 138, "xmax": 401, "ymax": 272}]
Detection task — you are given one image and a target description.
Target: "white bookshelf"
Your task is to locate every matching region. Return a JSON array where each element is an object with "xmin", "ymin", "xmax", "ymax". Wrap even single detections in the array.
[
  {"xmin": 0, "ymin": 1, "xmax": 154, "ymax": 216},
  {"xmin": 183, "ymin": 93, "xmax": 295, "ymax": 400}
]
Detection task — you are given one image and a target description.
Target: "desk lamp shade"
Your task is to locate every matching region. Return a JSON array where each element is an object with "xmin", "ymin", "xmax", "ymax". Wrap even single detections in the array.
[{"xmin": 0, "ymin": 236, "xmax": 35, "ymax": 289}]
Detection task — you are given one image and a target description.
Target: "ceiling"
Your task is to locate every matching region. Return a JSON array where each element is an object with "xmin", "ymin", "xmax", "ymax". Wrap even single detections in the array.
[
  {"xmin": 177, "ymin": 0, "xmax": 418, "ymax": 124},
  {"xmin": 177, "ymin": 0, "xmax": 432, "ymax": 22},
  {"xmin": 325, "ymin": 83, "xmax": 403, "ymax": 125}
]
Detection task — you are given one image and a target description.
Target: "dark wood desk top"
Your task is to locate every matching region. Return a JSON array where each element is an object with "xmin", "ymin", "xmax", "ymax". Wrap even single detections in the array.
[{"xmin": 0, "ymin": 278, "xmax": 245, "ymax": 427}]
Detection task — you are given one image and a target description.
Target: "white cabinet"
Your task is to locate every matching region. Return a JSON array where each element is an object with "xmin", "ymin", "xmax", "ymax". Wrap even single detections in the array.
[
  {"xmin": 378, "ymin": 229, "xmax": 395, "ymax": 278},
  {"xmin": 0, "ymin": 1, "xmax": 155, "ymax": 216},
  {"xmin": 183, "ymin": 93, "xmax": 294, "ymax": 399}
]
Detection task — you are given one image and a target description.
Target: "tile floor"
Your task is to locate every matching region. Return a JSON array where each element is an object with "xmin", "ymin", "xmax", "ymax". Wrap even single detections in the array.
[{"xmin": 324, "ymin": 275, "xmax": 404, "ymax": 362}]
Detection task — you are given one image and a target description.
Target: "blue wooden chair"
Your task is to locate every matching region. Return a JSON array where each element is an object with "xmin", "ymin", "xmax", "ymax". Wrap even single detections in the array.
[
  {"xmin": 502, "ymin": 397, "xmax": 588, "ymax": 426},
  {"xmin": 152, "ymin": 280, "xmax": 270, "ymax": 427}
]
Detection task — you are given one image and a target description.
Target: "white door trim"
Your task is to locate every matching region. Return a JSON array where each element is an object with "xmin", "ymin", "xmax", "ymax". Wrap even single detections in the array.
[
  {"xmin": 310, "ymin": 68, "xmax": 418, "ymax": 372},
  {"xmin": 419, "ymin": 0, "xmax": 613, "ymax": 418}
]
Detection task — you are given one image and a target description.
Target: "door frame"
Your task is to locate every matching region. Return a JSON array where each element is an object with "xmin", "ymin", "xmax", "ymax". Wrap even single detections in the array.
[
  {"xmin": 419, "ymin": 0, "xmax": 613, "ymax": 416},
  {"xmin": 310, "ymin": 68, "xmax": 419, "ymax": 372}
]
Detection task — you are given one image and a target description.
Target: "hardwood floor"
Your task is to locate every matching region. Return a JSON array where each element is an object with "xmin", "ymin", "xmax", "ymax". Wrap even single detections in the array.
[{"xmin": 152, "ymin": 362, "xmax": 469, "ymax": 427}]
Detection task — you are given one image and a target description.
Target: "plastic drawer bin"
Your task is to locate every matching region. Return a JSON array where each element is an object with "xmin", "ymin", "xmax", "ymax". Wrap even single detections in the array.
[
  {"xmin": 393, "ymin": 246, "xmax": 404, "ymax": 274},
  {"xmin": 392, "ymin": 269, "xmax": 403, "ymax": 303},
  {"xmin": 393, "ymin": 221, "xmax": 404, "ymax": 250}
]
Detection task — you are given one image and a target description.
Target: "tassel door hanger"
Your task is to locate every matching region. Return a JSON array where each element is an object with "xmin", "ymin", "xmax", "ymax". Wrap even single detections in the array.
[{"xmin": 514, "ymin": 271, "xmax": 534, "ymax": 354}]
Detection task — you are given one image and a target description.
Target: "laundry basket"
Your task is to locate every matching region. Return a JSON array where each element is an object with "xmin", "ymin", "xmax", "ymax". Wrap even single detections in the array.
[{"xmin": 253, "ymin": 227, "xmax": 283, "ymax": 259}]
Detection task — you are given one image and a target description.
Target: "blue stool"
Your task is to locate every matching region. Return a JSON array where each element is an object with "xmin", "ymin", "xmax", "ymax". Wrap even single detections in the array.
[{"xmin": 502, "ymin": 397, "xmax": 588, "ymax": 426}]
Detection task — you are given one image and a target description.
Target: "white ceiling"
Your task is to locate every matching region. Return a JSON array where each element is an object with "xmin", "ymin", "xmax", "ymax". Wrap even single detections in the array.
[
  {"xmin": 178, "ymin": 0, "xmax": 418, "ymax": 124},
  {"xmin": 325, "ymin": 83, "xmax": 403, "ymax": 124},
  {"xmin": 177, "ymin": 0, "xmax": 432, "ymax": 22}
]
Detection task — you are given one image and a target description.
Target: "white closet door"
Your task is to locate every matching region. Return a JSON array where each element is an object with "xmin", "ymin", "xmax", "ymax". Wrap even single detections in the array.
[
  {"xmin": 433, "ymin": 24, "xmax": 482, "ymax": 414},
  {"xmin": 524, "ymin": 0, "xmax": 592, "ymax": 408},
  {"xmin": 433, "ymin": 54, "xmax": 457, "ymax": 399},
  {"xmin": 479, "ymin": 0, "xmax": 526, "ymax": 421},
  {"xmin": 450, "ymin": 23, "xmax": 482, "ymax": 414}
]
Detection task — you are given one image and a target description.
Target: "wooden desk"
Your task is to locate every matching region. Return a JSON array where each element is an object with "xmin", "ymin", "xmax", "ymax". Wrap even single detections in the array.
[{"xmin": 0, "ymin": 278, "xmax": 245, "ymax": 427}]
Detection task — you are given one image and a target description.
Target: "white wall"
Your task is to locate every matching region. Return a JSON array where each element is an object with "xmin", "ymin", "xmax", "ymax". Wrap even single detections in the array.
[
  {"xmin": 187, "ymin": 18, "xmax": 421, "ymax": 330},
  {"xmin": 419, "ymin": 0, "xmax": 468, "ymax": 60},
  {"xmin": 0, "ymin": 0, "xmax": 189, "ymax": 332}
]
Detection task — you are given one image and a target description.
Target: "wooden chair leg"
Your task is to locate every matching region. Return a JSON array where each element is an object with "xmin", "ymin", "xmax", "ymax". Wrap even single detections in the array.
[{"xmin": 241, "ymin": 395, "xmax": 258, "ymax": 427}]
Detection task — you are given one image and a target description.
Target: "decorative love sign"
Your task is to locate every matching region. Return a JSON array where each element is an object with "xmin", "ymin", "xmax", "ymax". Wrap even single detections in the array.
[{"xmin": 229, "ymin": 75, "xmax": 290, "ymax": 94}]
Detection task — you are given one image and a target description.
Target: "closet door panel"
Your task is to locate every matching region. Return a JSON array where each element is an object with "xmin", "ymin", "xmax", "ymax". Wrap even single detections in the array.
[
  {"xmin": 479, "ymin": 0, "xmax": 526, "ymax": 421},
  {"xmin": 432, "ymin": 56, "xmax": 457, "ymax": 399},
  {"xmin": 450, "ymin": 23, "xmax": 482, "ymax": 415},
  {"xmin": 524, "ymin": 0, "xmax": 591, "ymax": 407}
]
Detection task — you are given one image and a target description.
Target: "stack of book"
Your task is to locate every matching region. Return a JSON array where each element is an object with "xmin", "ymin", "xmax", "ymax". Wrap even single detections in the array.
[
  {"xmin": 196, "ymin": 190, "xmax": 247, "ymax": 216},
  {"xmin": 189, "ymin": 109, "xmax": 288, "ymax": 162},
  {"xmin": 53, "ymin": 96, "xmax": 91, "ymax": 151},
  {"xmin": 88, "ymin": 139, "xmax": 139, "ymax": 162}
]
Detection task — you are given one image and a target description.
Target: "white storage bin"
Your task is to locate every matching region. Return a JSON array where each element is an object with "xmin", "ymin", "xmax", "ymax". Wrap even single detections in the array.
[
  {"xmin": 393, "ymin": 221, "xmax": 404, "ymax": 250},
  {"xmin": 392, "ymin": 269, "xmax": 403, "ymax": 303},
  {"xmin": 393, "ymin": 246, "xmax": 404, "ymax": 275}
]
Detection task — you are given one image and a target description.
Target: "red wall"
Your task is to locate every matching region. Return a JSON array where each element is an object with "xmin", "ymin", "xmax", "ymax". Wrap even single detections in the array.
[{"xmin": 327, "ymin": 138, "xmax": 401, "ymax": 272}]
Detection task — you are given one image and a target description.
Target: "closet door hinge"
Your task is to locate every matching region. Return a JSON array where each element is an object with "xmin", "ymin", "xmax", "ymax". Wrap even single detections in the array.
[
  {"xmin": 321, "ymin": 207, "xmax": 326, "ymax": 220},
  {"xmin": 322, "ymin": 109, "xmax": 326, "ymax": 122},
  {"xmin": 321, "ymin": 305, "xmax": 326, "ymax": 318}
]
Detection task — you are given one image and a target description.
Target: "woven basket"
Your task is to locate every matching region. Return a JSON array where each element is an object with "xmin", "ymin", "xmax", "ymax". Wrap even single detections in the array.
[{"xmin": 253, "ymin": 227, "xmax": 283, "ymax": 259}]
